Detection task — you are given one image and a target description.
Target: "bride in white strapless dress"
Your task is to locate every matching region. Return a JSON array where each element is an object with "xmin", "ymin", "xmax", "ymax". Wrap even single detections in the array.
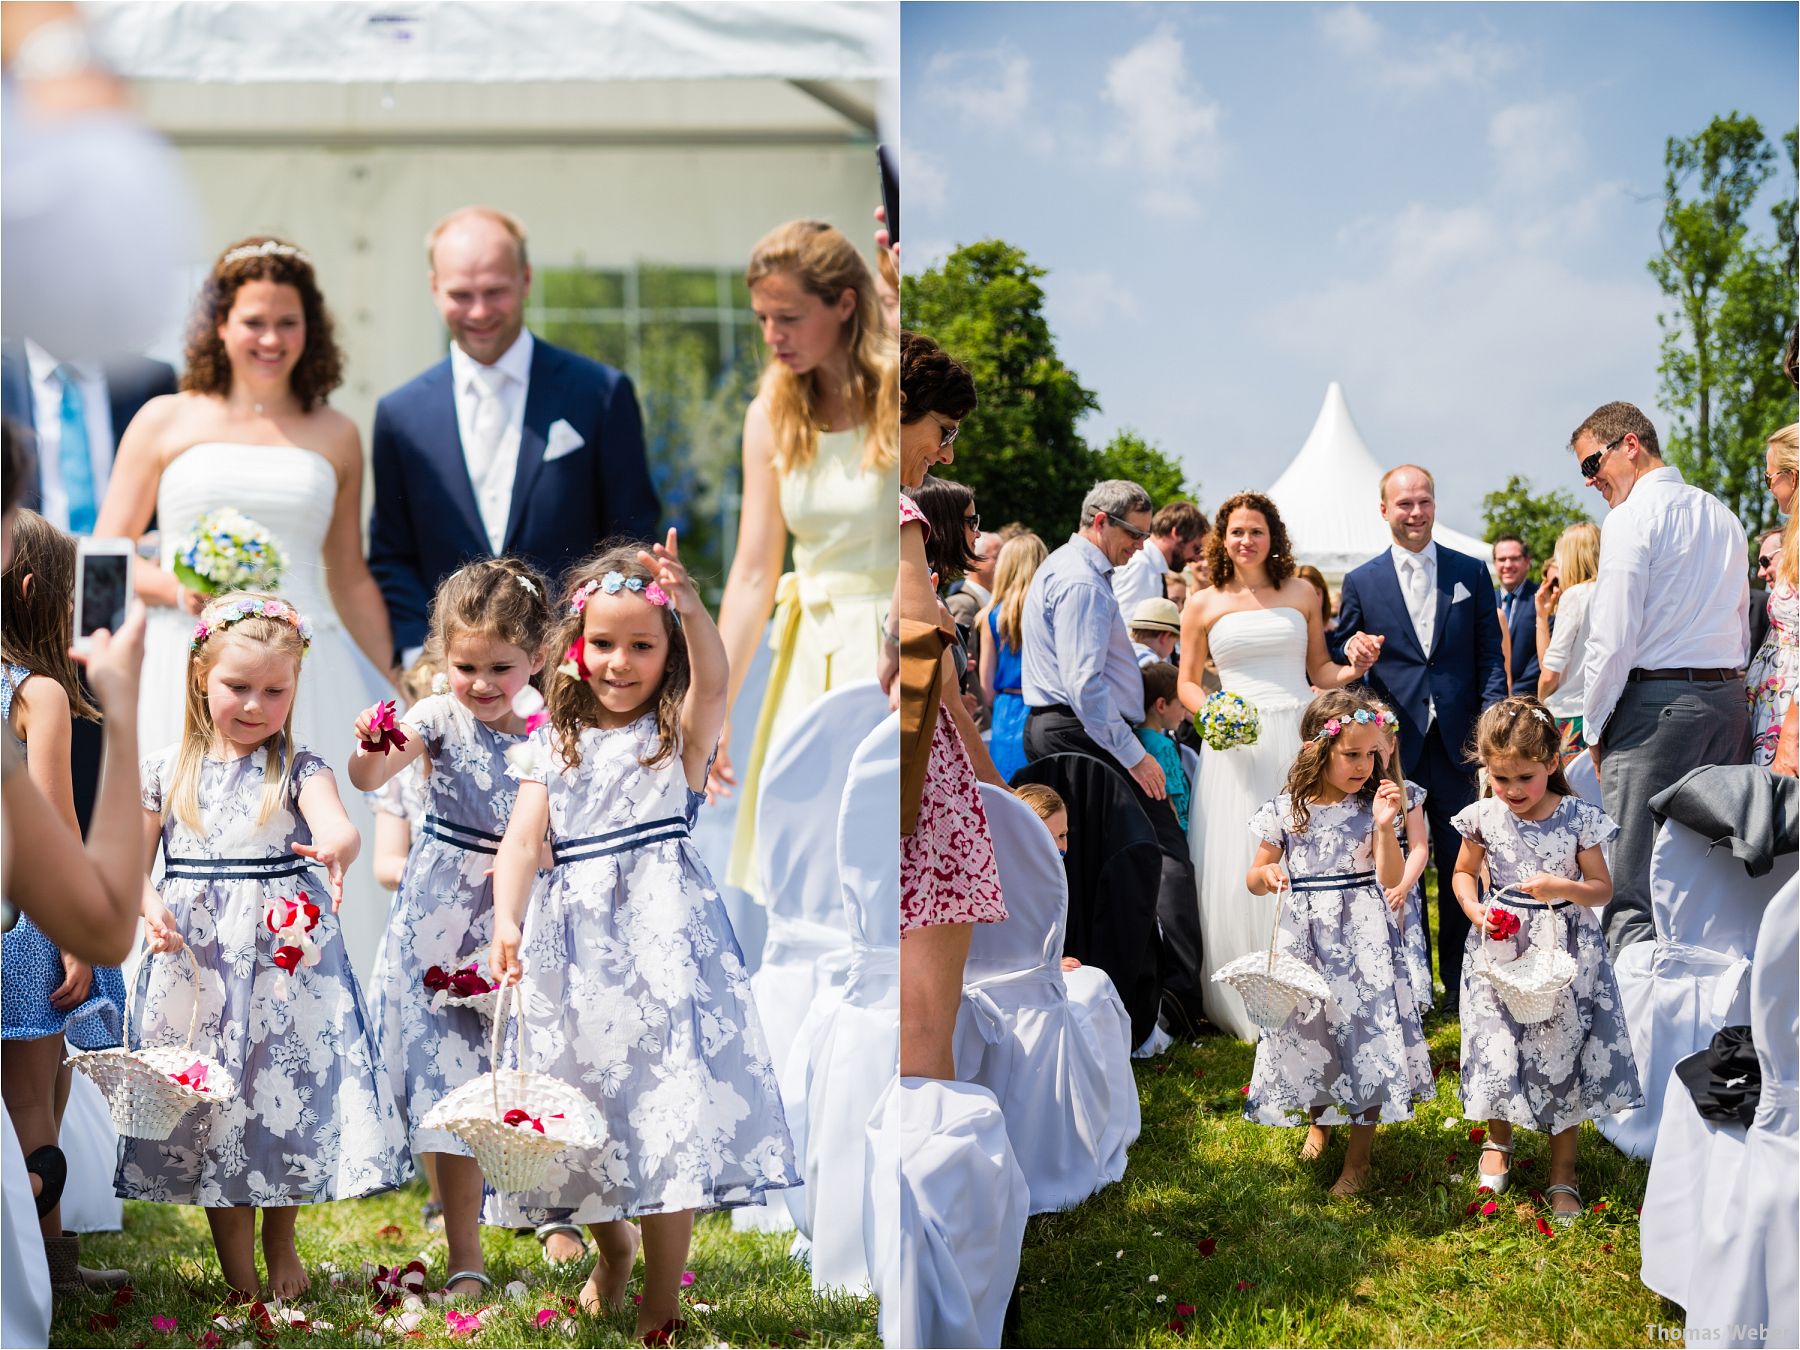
[
  {"xmin": 1179, "ymin": 495, "xmax": 1372, "ymax": 1040},
  {"xmin": 95, "ymin": 238, "xmax": 398, "ymax": 976}
]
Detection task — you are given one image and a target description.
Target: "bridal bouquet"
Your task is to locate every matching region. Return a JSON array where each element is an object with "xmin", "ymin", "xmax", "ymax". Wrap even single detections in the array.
[
  {"xmin": 1195, "ymin": 690, "xmax": 1261, "ymax": 751},
  {"xmin": 172, "ymin": 509, "xmax": 284, "ymax": 594}
]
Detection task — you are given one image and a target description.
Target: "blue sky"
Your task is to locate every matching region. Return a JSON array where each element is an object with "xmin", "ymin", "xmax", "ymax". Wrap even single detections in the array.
[{"xmin": 902, "ymin": 2, "xmax": 1798, "ymax": 536}]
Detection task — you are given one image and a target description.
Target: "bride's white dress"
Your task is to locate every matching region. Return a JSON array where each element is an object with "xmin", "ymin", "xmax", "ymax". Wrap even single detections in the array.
[
  {"xmin": 138, "ymin": 444, "xmax": 392, "ymax": 977},
  {"xmin": 1192, "ymin": 607, "xmax": 1312, "ymax": 1041}
]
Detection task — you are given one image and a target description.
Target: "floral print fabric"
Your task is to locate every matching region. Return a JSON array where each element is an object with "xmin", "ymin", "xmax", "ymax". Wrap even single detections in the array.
[
  {"xmin": 1451, "ymin": 795, "xmax": 1643, "ymax": 1132},
  {"xmin": 482, "ymin": 717, "xmax": 798, "ymax": 1225},
  {"xmin": 1397, "ymin": 780, "xmax": 1435, "ymax": 1012},
  {"xmin": 1748, "ymin": 580, "xmax": 1798, "ymax": 766},
  {"xmin": 119, "ymin": 745, "xmax": 410, "ymax": 1206},
  {"xmin": 901, "ymin": 707, "xmax": 1006, "ymax": 934},
  {"xmin": 1243, "ymin": 793, "xmax": 1434, "ymax": 1127},
  {"xmin": 367, "ymin": 695, "xmax": 522, "ymax": 1157}
]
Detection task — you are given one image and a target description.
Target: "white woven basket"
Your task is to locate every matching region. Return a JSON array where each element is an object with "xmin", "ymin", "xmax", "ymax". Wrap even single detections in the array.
[
  {"xmin": 1211, "ymin": 875, "xmax": 1332, "ymax": 1032},
  {"xmin": 440, "ymin": 945, "xmax": 501, "ymax": 1021},
  {"xmin": 1477, "ymin": 887, "xmax": 1577, "ymax": 1025},
  {"xmin": 65, "ymin": 946, "xmax": 236, "ymax": 1141},
  {"xmin": 419, "ymin": 980, "xmax": 605, "ymax": 1192}
]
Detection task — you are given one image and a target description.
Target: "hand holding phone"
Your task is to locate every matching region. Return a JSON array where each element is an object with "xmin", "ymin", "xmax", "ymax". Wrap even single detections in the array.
[{"xmin": 73, "ymin": 538, "xmax": 133, "ymax": 655}]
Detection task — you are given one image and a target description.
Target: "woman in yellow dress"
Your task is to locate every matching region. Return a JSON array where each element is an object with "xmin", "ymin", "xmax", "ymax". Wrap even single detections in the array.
[{"xmin": 711, "ymin": 219, "xmax": 899, "ymax": 894}]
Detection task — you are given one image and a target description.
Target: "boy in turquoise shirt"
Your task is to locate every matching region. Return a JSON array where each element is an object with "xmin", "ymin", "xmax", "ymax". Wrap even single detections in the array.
[{"xmin": 1133, "ymin": 661, "xmax": 1192, "ymax": 829}]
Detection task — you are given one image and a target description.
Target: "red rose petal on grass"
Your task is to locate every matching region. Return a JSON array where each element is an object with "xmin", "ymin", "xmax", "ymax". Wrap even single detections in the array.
[
  {"xmin": 1535, "ymin": 1217, "xmax": 1554, "ymax": 1237},
  {"xmin": 1519, "ymin": 1158, "xmax": 1538, "ymax": 1171},
  {"xmin": 1193, "ymin": 1069, "xmax": 1206, "ymax": 1079},
  {"xmin": 1591, "ymin": 1201, "xmax": 1608, "ymax": 1212},
  {"xmin": 680, "ymin": 1271, "xmax": 697, "ymax": 1286},
  {"xmin": 1465, "ymin": 1201, "xmax": 1478, "ymax": 1215},
  {"xmin": 1195, "ymin": 1238, "xmax": 1217, "ymax": 1257},
  {"xmin": 1239, "ymin": 1084, "xmax": 1250, "ymax": 1094},
  {"xmin": 1602, "ymin": 1243, "xmax": 1615, "ymax": 1253},
  {"xmin": 113, "ymin": 1285, "xmax": 136, "ymax": 1306},
  {"xmin": 1400, "ymin": 1170, "xmax": 1415, "ymax": 1183},
  {"xmin": 1481, "ymin": 1200, "xmax": 1499, "ymax": 1217},
  {"xmin": 1235, "ymin": 1279, "xmax": 1255, "ymax": 1292},
  {"xmin": 1155, "ymin": 1062, "xmax": 1169, "ymax": 1075},
  {"xmin": 88, "ymin": 1312, "xmax": 119, "ymax": 1331},
  {"xmin": 197, "ymin": 1334, "xmax": 222, "ymax": 1350},
  {"xmin": 1445, "ymin": 1153, "xmax": 1458, "ymax": 1165},
  {"xmin": 537, "ymin": 1309, "xmax": 560, "ymax": 1328},
  {"xmin": 378, "ymin": 1223, "xmax": 404, "ymax": 1239},
  {"xmin": 1167, "ymin": 1319, "xmax": 1187, "ymax": 1333},
  {"xmin": 1468, "ymin": 1127, "xmax": 1486, "ymax": 1144},
  {"xmin": 1175, "ymin": 1303, "xmax": 1196, "ymax": 1316},
  {"xmin": 1634, "ymin": 1204, "xmax": 1642, "ymax": 1216},
  {"xmin": 151, "ymin": 1314, "xmax": 177, "ymax": 1331},
  {"xmin": 1528, "ymin": 1188, "xmax": 1547, "ymax": 1206}
]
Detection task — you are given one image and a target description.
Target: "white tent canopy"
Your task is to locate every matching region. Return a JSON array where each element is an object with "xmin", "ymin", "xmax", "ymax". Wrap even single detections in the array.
[{"xmin": 1266, "ymin": 382, "xmax": 1493, "ymax": 580}]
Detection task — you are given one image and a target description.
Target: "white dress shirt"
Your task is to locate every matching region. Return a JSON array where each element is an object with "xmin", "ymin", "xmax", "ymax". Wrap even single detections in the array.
[
  {"xmin": 24, "ymin": 340, "xmax": 115, "ymax": 534},
  {"xmin": 450, "ymin": 328, "xmax": 533, "ymax": 555},
  {"xmin": 1111, "ymin": 535, "xmax": 1172, "ymax": 613},
  {"xmin": 1390, "ymin": 539, "xmax": 1438, "ymax": 721},
  {"xmin": 1540, "ymin": 580, "xmax": 1594, "ymax": 720},
  {"xmin": 1020, "ymin": 534, "xmax": 1147, "ymax": 770},
  {"xmin": 1580, "ymin": 466, "xmax": 1750, "ymax": 741}
]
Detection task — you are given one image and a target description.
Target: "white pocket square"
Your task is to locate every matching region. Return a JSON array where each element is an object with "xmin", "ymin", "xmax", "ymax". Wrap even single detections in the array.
[
  {"xmin": 1451, "ymin": 581, "xmax": 1471, "ymax": 603},
  {"xmin": 543, "ymin": 419, "xmax": 585, "ymax": 462}
]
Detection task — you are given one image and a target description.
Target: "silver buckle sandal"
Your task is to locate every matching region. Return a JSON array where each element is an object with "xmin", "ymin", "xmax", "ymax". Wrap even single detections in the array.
[{"xmin": 1476, "ymin": 1140, "xmax": 1514, "ymax": 1194}]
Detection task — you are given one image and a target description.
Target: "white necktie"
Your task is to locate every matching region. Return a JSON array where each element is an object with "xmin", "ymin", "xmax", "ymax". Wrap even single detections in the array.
[
  {"xmin": 465, "ymin": 367, "xmax": 507, "ymax": 484},
  {"xmin": 1405, "ymin": 556, "xmax": 1434, "ymax": 653}
]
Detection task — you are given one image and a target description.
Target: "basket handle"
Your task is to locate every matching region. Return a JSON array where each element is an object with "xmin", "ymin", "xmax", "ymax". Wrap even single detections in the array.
[
  {"xmin": 487, "ymin": 973, "xmax": 531, "ymax": 1125},
  {"xmin": 1264, "ymin": 870, "xmax": 1291, "ymax": 972},
  {"xmin": 123, "ymin": 942, "xmax": 203, "ymax": 1055},
  {"xmin": 1478, "ymin": 884, "xmax": 1535, "ymax": 973}
]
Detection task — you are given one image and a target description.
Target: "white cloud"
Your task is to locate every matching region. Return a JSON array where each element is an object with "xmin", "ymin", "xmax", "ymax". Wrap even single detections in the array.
[
  {"xmin": 1487, "ymin": 98, "xmax": 1586, "ymax": 198},
  {"xmin": 899, "ymin": 237, "xmax": 956, "ymax": 277},
  {"xmin": 904, "ymin": 140, "xmax": 949, "ymax": 216},
  {"xmin": 1044, "ymin": 269, "xmax": 1144, "ymax": 330},
  {"xmin": 1318, "ymin": 4, "xmax": 1514, "ymax": 94},
  {"xmin": 1100, "ymin": 27, "xmax": 1225, "ymax": 218},
  {"xmin": 923, "ymin": 43, "xmax": 1036, "ymax": 130}
]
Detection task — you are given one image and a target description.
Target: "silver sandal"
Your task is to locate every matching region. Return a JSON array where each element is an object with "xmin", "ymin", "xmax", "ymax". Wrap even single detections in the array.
[
  {"xmin": 1476, "ymin": 1140, "xmax": 1514, "ymax": 1195},
  {"xmin": 536, "ymin": 1221, "xmax": 590, "ymax": 1268},
  {"xmin": 442, "ymin": 1269, "xmax": 494, "ymax": 1300},
  {"xmin": 1544, "ymin": 1183, "xmax": 1584, "ymax": 1226}
]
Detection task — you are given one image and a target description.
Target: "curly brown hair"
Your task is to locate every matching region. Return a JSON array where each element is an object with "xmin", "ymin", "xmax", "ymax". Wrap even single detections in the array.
[
  {"xmin": 900, "ymin": 330, "xmax": 977, "ymax": 423},
  {"xmin": 546, "ymin": 543, "xmax": 689, "ymax": 773},
  {"xmin": 1206, "ymin": 491, "xmax": 1295, "ymax": 588},
  {"xmin": 180, "ymin": 237, "xmax": 344, "ymax": 412},
  {"xmin": 1281, "ymin": 687, "xmax": 1394, "ymax": 832},
  {"xmin": 426, "ymin": 556, "xmax": 555, "ymax": 683}
]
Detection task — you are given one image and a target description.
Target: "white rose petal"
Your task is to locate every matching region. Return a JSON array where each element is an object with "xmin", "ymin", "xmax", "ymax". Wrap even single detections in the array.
[{"xmin": 1148, "ymin": 1274, "xmax": 1159, "ymax": 1283}]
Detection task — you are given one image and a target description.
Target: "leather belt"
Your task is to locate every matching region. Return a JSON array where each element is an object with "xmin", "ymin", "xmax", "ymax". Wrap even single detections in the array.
[{"xmin": 1626, "ymin": 667, "xmax": 1741, "ymax": 683}]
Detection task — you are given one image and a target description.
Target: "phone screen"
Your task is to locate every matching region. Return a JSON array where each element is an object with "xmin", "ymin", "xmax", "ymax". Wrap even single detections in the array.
[{"xmin": 79, "ymin": 554, "xmax": 129, "ymax": 639}]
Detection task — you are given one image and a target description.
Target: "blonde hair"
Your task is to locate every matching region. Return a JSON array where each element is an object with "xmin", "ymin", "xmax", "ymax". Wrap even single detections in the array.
[
  {"xmin": 990, "ymin": 531, "xmax": 1047, "ymax": 649},
  {"xmin": 746, "ymin": 220, "xmax": 898, "ymax": 475},
  {"xmin": 1013, "ymin": 782, "xmax": 1066, "ymax": 823},
  {"xmin": 1552, "ymin": 521, "xmax": 1602, "ymax": 589},
  {"xmin": 167, "ymin": 592, "xmax": 308, "ymax": 832},
  {"xmin": 1771, "ymin": 424, "xmax": 1798, "ymax": 587}
]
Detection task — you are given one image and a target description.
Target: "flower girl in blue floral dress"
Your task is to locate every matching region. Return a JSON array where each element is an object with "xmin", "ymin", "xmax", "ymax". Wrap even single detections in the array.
[
  {"xmin": 351, "ymin": 558, "xmax": 553, "ymax": 1297},
  {"xmin": 489, "ymin": 533, "xmax": 798, "ymax": 1340},
  {"xmin": 1451, "ymin": 696, "xmax": 1640, "ymax": 1225},
  {"xmin": 125, "ymin": 593, "xmax": 408, "ymax": 1299},
  {"xmin": 1244, "ymin": 687, "xmax": 1434, "ymax": 1198}
]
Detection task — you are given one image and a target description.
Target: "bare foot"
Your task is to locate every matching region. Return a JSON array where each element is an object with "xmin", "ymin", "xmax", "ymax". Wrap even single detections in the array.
[
  {"xmin": 580, "ymin": 1224, "xmax": 641, "ymax": 1316},
  {"xmin": 262, "ymin": 1244, "xmax": 310, "ymax": 1300},
  {"xmin": 1299, "ymin": 1124, "xmax": 1332, "ymax": 1161},
  {"xmin": 542, "ymin": 1229, "xmax": 586, "ymax": 1266},
  {"xmin": 1328, "ymin": 1164, "xmax": 1371, "ymax": 1199}
]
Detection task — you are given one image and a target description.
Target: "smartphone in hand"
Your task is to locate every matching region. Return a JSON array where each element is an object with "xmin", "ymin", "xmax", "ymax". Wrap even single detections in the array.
[{"xmin": 73, "ymin": 537, "xmax": 133, "ymax": 653}]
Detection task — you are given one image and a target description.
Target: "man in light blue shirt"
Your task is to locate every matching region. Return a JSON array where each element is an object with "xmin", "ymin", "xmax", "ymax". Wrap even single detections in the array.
[{"xmin": 1020, "ymin": 480, "xmax": 1210, "ymax": 1038}]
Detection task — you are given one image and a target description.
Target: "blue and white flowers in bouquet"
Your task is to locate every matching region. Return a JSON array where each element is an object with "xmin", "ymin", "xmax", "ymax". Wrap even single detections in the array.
[
  {"xmin": 1194, "ymin": 690, "xmax": 1261, "ymax": 750},
  {"xmin": 172, "ymin": 509, "xmax": 284, "ymax": 594}
]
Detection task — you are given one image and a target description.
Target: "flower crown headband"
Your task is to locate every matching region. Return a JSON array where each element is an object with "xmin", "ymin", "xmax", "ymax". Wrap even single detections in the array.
[
  {"xmin": 220, "ymin": 239, "xmax": 312, "ymax": 268},
  {"xmin": 1315, "ymin": 707, "xmax": 1395, "ymax": 740},
  {"xmin": 190, "ymin": 597, "xmax": 313, "ymax": 657},
  {"xmin": 568, "ymin": 571, "xmax": 670, "ymax": 615}
]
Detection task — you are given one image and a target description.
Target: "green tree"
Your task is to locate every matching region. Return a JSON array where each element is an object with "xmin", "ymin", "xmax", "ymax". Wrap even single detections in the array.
[
  {"xmin": 1650, "ymin": 114, "xmax": 1799, "ymax": 537},
  {"xmin": 1480, "ymin": 475, "xmax": 1591, "ymax": 581},
  {"xmin": 1091, "ymin": 429, "xmax": 1197, "ymax": 511},
  {"xmin": 903, "ymin": 241, "xmax": 1100, "ymax": 535}
]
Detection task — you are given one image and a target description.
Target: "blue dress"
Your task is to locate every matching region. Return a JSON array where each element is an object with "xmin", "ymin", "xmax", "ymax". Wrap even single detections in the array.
[
  {"xmin": 367, "ymin": 694, "xmax": 522, "ymax": 1158},
  {"xmin": 484, "ymin": 715, "xmax": 799, "ymax": 1225},
  {"xmin": 117, "ymin": 744, "xmax": 410, "ymax": 1206},
  {"xmin": 0, "ymin": 663, "xmax": 126, "ymax": 1049},
  {"xmin": 987, "ymin": 608, "xmax": 1028, "ymax": 784}
]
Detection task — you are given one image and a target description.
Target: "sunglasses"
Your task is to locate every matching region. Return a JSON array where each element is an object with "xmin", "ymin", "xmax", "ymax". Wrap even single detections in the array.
[
  {"xmin": 963, "ymin": 511, "xmax": 980, "ymax": 531},
  {"xmin": 929, "ymin": 413, "xmax": 960, "ymax": 451},
  {"xmin": 1579, "ymin": 434, "xmax": 1626, "ymax": 481},
  {"xmin": 1106, "ymin": 512, "xmax": 1150, "ymax": 541},
  {"xmin": 1759, "ymin": 554, "xmax": 1776, "ymax": 569},
  {"xmin": 1767, "ymin": 469, "xmax": 1795, "ymax": 487}
]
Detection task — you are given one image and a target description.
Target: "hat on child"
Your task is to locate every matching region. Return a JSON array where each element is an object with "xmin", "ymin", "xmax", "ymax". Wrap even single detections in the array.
[{"xmin": 1129, "ymin": 597, "xmax": 1182, "ymax": 635}]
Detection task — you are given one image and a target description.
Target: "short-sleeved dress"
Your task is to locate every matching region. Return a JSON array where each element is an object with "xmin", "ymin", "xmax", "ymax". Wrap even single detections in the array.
[
  {"xmin": 900, "ymin": 495, "xmax": 1005, "ymax": 934},
  {"xmin": 118, "ymin": 744, "xmax": 410, "ymax": 1206},
  {"xmin": 1452, "ymin": 795, "xmax": 1643, "ymax": 1133},
  {"xmin": 1396, "ymin": 780, "xmax": 1434, "ymax": 1012},
  {"xmin": 0, "ymin": 664, "xmax": 127, "ymax": 1049},
  {"xmin": 1244, "ymin": 793, "xmax": 1434, "ymax": 1127},
  {"xmin": 367, "ymin": 694, "xmax": 523, "ymax": 1157},
  {"xmin": 986, "ymin": 606, "xmax": 1028, "ymax": 783},
  {"xmin": 483, "ymin": 716, "xmax": 799, "ymax": 1225},
  {"xmin": 1749, "ymin": 580, "xmax": 1798, "ymax": 766}
]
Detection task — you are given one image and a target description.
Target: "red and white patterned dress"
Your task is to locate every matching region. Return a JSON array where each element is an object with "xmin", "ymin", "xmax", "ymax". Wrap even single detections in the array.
[{"xmin": 900, "ymin": 494, "xmax": 1005, "ymax": 934}]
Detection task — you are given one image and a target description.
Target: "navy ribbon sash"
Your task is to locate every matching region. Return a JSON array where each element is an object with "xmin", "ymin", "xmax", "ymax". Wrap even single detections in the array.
[{"xmin": 551, "ymin": 815, "xmax": 690, "ymax": 867}]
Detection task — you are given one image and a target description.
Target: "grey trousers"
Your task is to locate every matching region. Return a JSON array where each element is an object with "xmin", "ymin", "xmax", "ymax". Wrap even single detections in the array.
[{"xmin": 1598, "ymin": 677, "xmax": 1750, "ymax": 954}]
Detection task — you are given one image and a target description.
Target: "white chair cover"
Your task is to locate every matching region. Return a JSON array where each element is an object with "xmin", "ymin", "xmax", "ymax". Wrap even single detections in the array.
[
  {"xmin": 3, "ymin": 1111, "xmax": 51, "ymax": 1350},
  {"xmin": 953, "ymin": 784, "xmax": 1124, "ymax": 1212},
  {"xmin": 59, "ymin": 1072, "xmax": 123, "ymax": 1232},
  {"xmin": 1598, "ymin": 819, "xmax": 1792, "ymax": 1158},
  {"xmin": 737, "ymin": 680, "xmax": 890, "ymax": 1234},
  {"xmin": 792, "ymin": 713, "xmax": 899, "ymax": 1292},
  {"xmin": 1565, "ymin": 749, "xmax": 1603, "ymax": 805},
  {"xmin": 869, "ymin": 1077, "xmax": 1029, "ymax": 1350},
  {"xmin": 1645, "ymin": 877, "xmax": 1798, "ymax": 1346},
  {"xmin": 1063, "ymin": 961, "xmax": 1140, "ymax": 1179}
]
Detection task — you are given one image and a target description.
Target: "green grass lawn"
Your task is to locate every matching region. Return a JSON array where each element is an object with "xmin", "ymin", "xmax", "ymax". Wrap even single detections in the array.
[
  {"xmin": 1011, "ymin": 873, "xmax": 1679, "ymax": 1348},
  {"xmin": 50, "ymin": 1187, "xmax": 879, "ymax": 1348}
]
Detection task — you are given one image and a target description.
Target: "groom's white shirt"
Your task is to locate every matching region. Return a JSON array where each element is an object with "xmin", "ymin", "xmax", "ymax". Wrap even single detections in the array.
[{"xmin": 450, "ymin": 328, "xmax": 533, "ymax": 554}]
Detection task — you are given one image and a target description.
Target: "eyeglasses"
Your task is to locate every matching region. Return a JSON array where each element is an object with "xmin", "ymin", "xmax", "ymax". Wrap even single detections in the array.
[
  {"xmin": 929, "ymin": 412, "xmax": 960, "ymax": 451},
  {"xmin": 1766, "ymin": 469, "xmax": 1795, "ymax": 487},
  {"xmin": 1579, "ymin": 434, "xmax": 1626, "ymax": 481},
  {"xmin": 1105, "ymin": 512, "xmax": 1150, "ymax": 541},
  {"xmin": 963, "ymin": 511, "xmax": 980, "ymax": 531}
]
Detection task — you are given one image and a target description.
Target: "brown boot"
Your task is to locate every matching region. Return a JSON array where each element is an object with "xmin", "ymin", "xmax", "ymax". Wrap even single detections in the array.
[{"xmin": 43, "ymin": 1233, "xmax": 130, "ymax": 1297}]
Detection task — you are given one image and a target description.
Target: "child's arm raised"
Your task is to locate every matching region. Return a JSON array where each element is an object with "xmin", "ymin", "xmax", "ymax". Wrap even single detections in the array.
[
  {"xmin": 1246, "ymin": 840, "xmax": 1288, "ymax": 896},
  {"xmin": 1370, "ymin": 780, "xmax": 1404, "ymax": 889},
  {"xmin": 1450, "ymin": 838, "xmax": 1502, "ymax": 936},
  {"xmin": 293, "ymin": 766, "xmax": 361, "ymax": 913},
  {"xmin": 490, "ymin": 780, "xmax": 549, "ymax": 987},
  {"xmin": 638, "ymin": 529, "xmax": 728, "ymax": 793},
  {"xmin": 346, "ymin": 701, "xmax": 427, "ymax": 792}
]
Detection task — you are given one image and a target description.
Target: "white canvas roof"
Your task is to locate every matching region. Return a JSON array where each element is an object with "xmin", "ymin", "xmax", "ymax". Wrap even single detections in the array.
[{"xmin": 1266, "ymin": 382, "xmax": 1493, "ymax": 578}]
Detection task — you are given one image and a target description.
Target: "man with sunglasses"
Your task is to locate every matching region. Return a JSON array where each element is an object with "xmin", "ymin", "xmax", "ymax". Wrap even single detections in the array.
[{"xmin": 1570, "ymin": 401, "xmax": 1750, "ymax": 955}]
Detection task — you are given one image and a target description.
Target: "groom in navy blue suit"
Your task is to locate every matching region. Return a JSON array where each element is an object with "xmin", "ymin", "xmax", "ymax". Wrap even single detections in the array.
[
  {"xmin": 369, "ymin": 207, "xmax": 659, "ymax": 662},
  {"xmin": 1329, "ymin": 465, "xmax": 1507, "ymax": 1014}
]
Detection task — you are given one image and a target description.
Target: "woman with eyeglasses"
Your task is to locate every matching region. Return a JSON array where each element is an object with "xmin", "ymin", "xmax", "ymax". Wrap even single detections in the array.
[
  {"xmin": 1748, "ymin": 423, "xmax": 1798, "ymax": 772},
  {"xmin": 710, "ymin": 220, "xmax": 899, "ymax": 898},
  {"xmin": 907, "ymin": 475, "xmax": 985, "ymax": 710}
]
